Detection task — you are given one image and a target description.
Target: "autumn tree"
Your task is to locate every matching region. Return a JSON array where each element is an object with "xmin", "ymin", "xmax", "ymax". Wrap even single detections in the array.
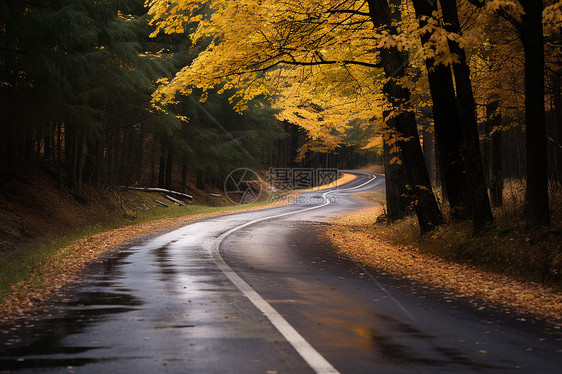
[
  {"xmin": 147, "ymin": 0, "xmax": 444, "ymax": 232},
  {"xmin": 410, "ymin": 0, "xmax": 469, "ymax": 219},
  {"xmin": 366, "ymin": 0, "xmax": 443, "ymax": 231},
  {"xmin": 435, "ymin": 0, "xmax": 494, "ymax": 233},
  {"xmin": 466, "ymin": 0, "xmax": 553, "ymax": 228}
]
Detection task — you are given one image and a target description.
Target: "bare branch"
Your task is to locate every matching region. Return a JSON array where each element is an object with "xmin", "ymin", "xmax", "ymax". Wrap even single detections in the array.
[
  {"xmin": 465, "ymin": 0, "xmax": 485, "ymax": 7},
  {"xmin": 466, "ymin": 0, "xmax": 523, "ymax": 36},
  {"xmin": 327, "ymin": 9, "xmax": 371, "ymax": 17},
  {"xmin": 494, "ymin": 6, "xmax": 523, "ymax": 36}
]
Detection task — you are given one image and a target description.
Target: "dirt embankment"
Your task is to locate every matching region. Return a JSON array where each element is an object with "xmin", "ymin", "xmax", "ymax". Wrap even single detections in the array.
[{"xmin": 0, "ymin": 171, "xmax": 121, "ymax": 254}]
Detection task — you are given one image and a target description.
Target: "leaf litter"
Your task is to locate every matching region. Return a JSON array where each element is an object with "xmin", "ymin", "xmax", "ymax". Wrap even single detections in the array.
[{"xmin": 327, "ymin": 205, "xmax": 562, "ymax": 327}]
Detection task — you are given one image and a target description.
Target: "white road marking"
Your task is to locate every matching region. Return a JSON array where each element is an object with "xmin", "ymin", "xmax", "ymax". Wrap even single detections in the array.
[{"xmin": 210, "ymin": 174, "xmax": 377, "ymax": 374}]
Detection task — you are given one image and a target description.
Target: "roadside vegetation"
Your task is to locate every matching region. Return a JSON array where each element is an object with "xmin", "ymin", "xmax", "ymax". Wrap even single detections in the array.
[
  {"xmin": 0, "ymin": 198, "xmax": 272, "ymax": 301},
  {"xmin": 377, "ymin": 181, "xmax": 562, "ymax": 289}
]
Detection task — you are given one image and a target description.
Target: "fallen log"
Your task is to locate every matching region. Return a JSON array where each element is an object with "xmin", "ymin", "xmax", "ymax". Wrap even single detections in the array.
[
  {"xmin": 165, "ymin": 194, "xmax": 186, "ymax": 206},
  {"xmin": 153, "ymin": 199, "xmax": 169, "ymax": 207},
  {"xmin": 120, "ymin": 186, "xmax": 193, "ymax": 200}
]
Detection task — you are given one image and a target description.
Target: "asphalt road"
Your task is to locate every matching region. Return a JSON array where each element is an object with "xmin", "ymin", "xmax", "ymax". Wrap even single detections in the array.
[{"xmin": 0, "ymin": 171, "xmax": 560, "ymax": 373}]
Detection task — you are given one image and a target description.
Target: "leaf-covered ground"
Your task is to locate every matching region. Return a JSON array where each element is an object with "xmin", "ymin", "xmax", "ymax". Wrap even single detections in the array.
[{"xmin": 327, "ymin": 205, "xmax": 562, "ymax": 327}]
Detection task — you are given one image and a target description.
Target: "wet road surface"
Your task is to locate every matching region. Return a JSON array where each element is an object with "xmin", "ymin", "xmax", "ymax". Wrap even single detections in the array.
[{"xmin": 1, "ymin": 172, "xmax": 561, "ymax": 373}]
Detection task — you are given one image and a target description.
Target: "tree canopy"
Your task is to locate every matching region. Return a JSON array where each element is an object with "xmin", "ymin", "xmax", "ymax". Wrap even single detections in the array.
[{"xmin": 146, "ymin": 0, "xmax": 561, "ymax": 232}]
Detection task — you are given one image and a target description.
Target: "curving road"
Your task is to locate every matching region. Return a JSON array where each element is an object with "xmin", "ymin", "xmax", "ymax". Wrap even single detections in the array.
[{"xmin": 0, "ymin": 171, "xmax": 560, "ymax": 373}]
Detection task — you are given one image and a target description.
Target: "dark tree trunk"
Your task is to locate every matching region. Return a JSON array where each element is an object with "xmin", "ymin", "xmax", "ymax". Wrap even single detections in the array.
[
  {"xmin": 421, "ymin": 128, "xmax": 435, "ymax": 185},
  {"xmin": 43, "ymin": 124, "xmax": 52, "ymax": 160},
  {"xmin": 520, "ymin": 0, "xmax": 550, "ymax": 228},
  {"xmin": 383, "ymin": 135, "xmax": 408, "ymax": 221},
  {"xmin": 134, "ymin": 129, "xmax": 144, "ymax": 184},
  {"xmin": 196, "ymin": 169, "xmax": 204, "ymax": 190},
  {"xmin": 483, "ymin": 105, "xmax": 493, "ymax": 186},
  {"xmin": 124, "ymin": 129, "xmax": 136, "ymax": 185},
  {"xmin": 165, "ymin": 144, "xmax": 174, "ymax": 190},
  {"xmin": 118, "ymin": 130, "xmax": 128, "ymax": 185},
  {"xmin": 491, "ymin": 124, "xmax": 503, "ymax": 207},
  {"xmin": 486, "ymin": 101, "xmax": 503, "ymax": 207},
  {"xmin": 150, "ymin": 143, "xmax": 156, "ymax": 186},
  {"xmin": 77, "ymin": 140, "xmax": 85, "ymax": 193},
  {"xmin": 94, "ymin": 141, "xmax": 104, "ymax": 186},
  {"xmin": 439, "ymin": 0, "xmax": 493, "ymax": 234},
  {"xmin": 57, "ymin": 123, "xmax": 62, "ymax": 190},
  {"xmin": 181, "ymin": 159, "xmax": 187, "ymax": 193},
  {"xmin": 552, "ymin": 73, "xmax": 562, "ymax": 184},
  {"xmin": 290, "ymin": 123, "xmax": 300, "ymax": 166},
  {"xmin": 158, "ymin": 140, "xmax": 166, "ymax": 188},
  {"xmin": 112, "ymin": 131, "xmax": 121, "ymax": 185},
  {"xmin": 367, "ymin": 0, "xmax": 442, "ymax": 233},
  {"xmin": 411, "ymin": 0, "xmax": 469, "ymax": 219}
]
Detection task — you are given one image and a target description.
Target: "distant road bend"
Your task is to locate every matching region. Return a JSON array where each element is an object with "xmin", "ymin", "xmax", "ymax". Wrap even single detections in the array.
[{"xmin": 1, "ymin": 171, "xmax": 560, "ymax": 373}]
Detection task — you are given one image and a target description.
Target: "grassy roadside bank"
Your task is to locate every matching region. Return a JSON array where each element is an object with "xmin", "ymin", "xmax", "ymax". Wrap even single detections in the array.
[
  {"xmin": 0, "ymin": 201, "xmax": 272, "ymax": 297},
  {"xmin": 328, "ymin": 188, "xmax": 562, "ymax": 326},
  {"xmin": 0, "ymin": 200, "xmax": 283, "ymax": 324}
]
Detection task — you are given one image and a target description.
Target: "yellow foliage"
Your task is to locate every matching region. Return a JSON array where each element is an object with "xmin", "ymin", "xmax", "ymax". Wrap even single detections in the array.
[{"xmin": 145, "ymin": 0, "xmax": 561, "ymax": 153}]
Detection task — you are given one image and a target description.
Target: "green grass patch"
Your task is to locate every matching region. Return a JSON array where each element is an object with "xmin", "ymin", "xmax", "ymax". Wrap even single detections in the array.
[{"xmin": 0, "ymin": 228, "xmax": 102, "ymax": 300}]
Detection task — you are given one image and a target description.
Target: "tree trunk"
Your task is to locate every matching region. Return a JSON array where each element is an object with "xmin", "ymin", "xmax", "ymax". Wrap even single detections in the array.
[
  {"xmin": 552, "ymin": 72, "xmax": 562, "ymax": 185},
  {"xmin": 57, "ymin": 123, "xmax": 62, "ymax": 190},
  {"xmin": 196, "ymin": 169, "xmax": 204, "ymax": 190},
  {"xmin": 367, "ymin": 0, "xmax": 442, "ymax": 233},
  {"xmin": 439, "ymin": 0, "xmax": 493, "ymax": 234},
  {"xmin": 150, "ymin": 143, "xmax": 156, "ymax": 186},
  {"xmin": 383, "ymin": 135, "xmax": 408, "ymax": 221},
  {"xmin": 521, "ymin": 0, "xmax": 550, "ymax": 228},
  {"xmin": 486, "ymin": 101, "xmax": 503, "ymax": 207},
  {"xmin": 77, "ymin": 140, "xmax": 85, "ymax": 193},
  {"xmin": 181, "ymin": 158, "xmax": 188, "ymax": 193},
  {"xmin": 134, "ymin": 128, "xmax": 144, "ymax": 185},
  {"xmin": 118, "ymin": 130, "xmax": 127, "ymax": 185},
  {"xmin": 44, "ymin": 123, "xmax": 52, "ymax": 161},
  {"xmin": 412, "ymin": 0, "xmax": 469, "ymax": 219},
  {"xmin": 165, "ymin": 144, "xmax": 174, "ymax": 190},
  {"xmin": 158, "ymin": 140, "xmax": 166, "ymax": 188},
  {"xmin": 491, "ymin": 124, "xmax": 503, "ymax": 207},
  {"xmin": 421, "ymin": 128, "xmax": 435, "ymax": 185}
]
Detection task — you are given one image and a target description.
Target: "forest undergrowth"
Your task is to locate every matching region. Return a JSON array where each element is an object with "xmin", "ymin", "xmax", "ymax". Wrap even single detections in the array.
[{"xmin": 382, "ymin": 180, "xmax": 562, "ymax": 289}]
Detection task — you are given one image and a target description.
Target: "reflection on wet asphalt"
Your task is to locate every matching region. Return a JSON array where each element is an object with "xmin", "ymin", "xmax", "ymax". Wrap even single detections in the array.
[
  {"xmin": 1, "ymin": 172, "xmax": 561, "ymax": 373},
  {"xmin": 0, "ymin": 212, "xmax": 317, "ymax": 373},
  {"xmin": 221, "ymin": 217, "xmax": 562, "ymax": 373}
]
